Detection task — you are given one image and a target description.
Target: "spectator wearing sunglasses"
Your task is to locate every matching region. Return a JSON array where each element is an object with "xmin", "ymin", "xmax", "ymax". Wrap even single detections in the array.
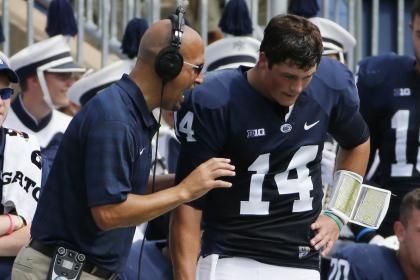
[{"xmin": 0, "ymin": 51, "xmax": 43, "ymax": 280}]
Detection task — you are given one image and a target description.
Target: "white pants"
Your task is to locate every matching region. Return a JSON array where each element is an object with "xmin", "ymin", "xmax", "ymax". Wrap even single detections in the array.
[{"xmin": 196, "ymin": 254, "xmax": 320, "ymax": 280}]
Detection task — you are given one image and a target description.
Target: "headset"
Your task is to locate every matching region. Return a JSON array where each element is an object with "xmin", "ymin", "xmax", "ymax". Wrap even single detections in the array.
[
  {"xmin": 154, "ymin": 6, "xmax": 186, "ymax": 83},
  {"xmin": 137, "ymin": 6, "xmax": 185, "ymax": 279}
]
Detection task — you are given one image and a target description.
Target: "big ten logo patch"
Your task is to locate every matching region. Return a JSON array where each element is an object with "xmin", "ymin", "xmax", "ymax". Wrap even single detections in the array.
[{"xmin": 247, "ymin": 128, "xmax": 266, "ymax": 139}]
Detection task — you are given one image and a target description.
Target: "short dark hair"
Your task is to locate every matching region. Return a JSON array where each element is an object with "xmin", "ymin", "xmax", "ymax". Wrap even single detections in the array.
[
  {"xmin": 260, "ymin": 14, "xmax": 323, "ymax": 70},
  {"xmin": 411, "ymin": 0, "xmax": 420, "ymax": 22},
  {"xmin": 399, "ymin": 188, "xmax": 420, "ymax": 226}
]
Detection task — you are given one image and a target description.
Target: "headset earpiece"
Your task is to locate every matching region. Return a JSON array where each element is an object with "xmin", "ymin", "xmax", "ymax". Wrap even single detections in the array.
[{"xmin": 155, "ymin": 7, "xmax": 185, "ymax": 83}]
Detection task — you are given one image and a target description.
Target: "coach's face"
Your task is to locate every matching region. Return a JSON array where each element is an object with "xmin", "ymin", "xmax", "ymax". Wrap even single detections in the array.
[
  {"xmin": 262, "ymin": 56, "xmax": 316, "ymax": 107},
  {"xmin": 0, "ymin": 74, "xmax": 11, "ymax": 126},
  {"xmin": 162, "ymin": 30, "xmax": 204, "ymax": 111}
]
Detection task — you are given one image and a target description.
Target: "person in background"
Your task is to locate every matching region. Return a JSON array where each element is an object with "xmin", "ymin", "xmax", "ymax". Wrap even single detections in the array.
[
  {"xmin": 356, "ymin": 0, "xmax": 420, "ymax": 238},
  {"xmin": 5, "ymin": 35, "xmax": 85, "ymax": 168},
  {"xmin": 0, "ymin": 51, "xmax": 43, "ymax": 280},
  {"xmin": 328, "ymin": 188, "xmax": 420, "ymax": 280}
]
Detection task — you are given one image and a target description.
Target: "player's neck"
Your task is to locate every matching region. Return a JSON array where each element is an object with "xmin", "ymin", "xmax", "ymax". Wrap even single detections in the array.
[
  {"xmin": 247, "ymin": 67, "xmax": 272, "ymax": 101},
  {"xmin": 397, "ymin": 249, "xmax": 420, "ymax": 280}
]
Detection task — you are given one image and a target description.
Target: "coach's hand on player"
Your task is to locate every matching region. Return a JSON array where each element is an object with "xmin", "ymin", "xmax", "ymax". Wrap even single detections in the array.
[
  {"xmin": 178, "ymin": 158, "xmax": 235, "ymax": 202},
  {"xmin": 310, "ymin": 214, "xmax": 340, "ymax": 257}
]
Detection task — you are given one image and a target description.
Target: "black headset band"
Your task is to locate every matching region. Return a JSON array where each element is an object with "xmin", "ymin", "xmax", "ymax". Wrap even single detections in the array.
[{"xmin": 170, "ymin": 6, "xmax": 185, "ymax": 49}]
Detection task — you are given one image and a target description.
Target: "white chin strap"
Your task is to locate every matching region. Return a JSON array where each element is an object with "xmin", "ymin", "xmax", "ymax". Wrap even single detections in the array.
[
  {"xmin": 322, "ymin": 42, "xmax": 345, "ymax": 64},
  {"xmin": 36, "ymin": 57, "xmax": 74, "ymax": 110}
]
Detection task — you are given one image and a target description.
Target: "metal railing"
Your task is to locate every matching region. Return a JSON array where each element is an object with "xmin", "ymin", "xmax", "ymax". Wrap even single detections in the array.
[
  {"xmin": 0, "ymin": 0, "xmax": 412, "ymax": 71},
  {"xmin": 320, "ymin": 0, "xmax": 408, "ymax": 71}
]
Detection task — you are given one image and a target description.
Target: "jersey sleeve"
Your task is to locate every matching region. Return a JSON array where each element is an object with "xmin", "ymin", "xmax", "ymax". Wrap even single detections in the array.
[
  {"xmin": 328, "ymin": 69, "xmax": 370, "ymax": 149},
  {"xmin": 84, "ymin": 120, "xmax": 136, "ymax": 207},
  {"xmin": 175, "ymin": 89, "xmax": 228, "ymax": 209}
]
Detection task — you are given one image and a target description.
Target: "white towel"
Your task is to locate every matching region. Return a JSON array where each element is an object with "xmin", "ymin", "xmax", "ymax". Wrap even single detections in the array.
[{"xmin": 2, "ymin": 127, "xmax": 42, "ymax": 223}]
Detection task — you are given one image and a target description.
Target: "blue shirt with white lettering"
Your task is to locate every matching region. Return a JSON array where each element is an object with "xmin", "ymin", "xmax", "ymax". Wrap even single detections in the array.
[
  {"xmin": 175, "ymin": 58, "xmax": 369, "ymax": 270},
  {"xmin": 31, "ymin": 74, "xmax": 159, "ymax": 273},
  {"xmin": 329, "ymin": 244, "xmax": 405, "ymax": 280},
  {"xmin": 357, "ymin": 53, "xmax": 420, "ymax": 236}
]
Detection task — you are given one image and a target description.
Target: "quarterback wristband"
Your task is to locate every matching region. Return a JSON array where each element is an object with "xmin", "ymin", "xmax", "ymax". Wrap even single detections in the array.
[
  {"xmin": 327, "ymin": 170, "xmax": 391, "ymax": 229},
  {"xmin": 324, "ymin": 211, "xmax": 343, "ymax": 232}
]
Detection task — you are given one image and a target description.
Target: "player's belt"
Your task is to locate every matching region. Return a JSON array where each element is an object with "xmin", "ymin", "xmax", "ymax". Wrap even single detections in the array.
[{"xmin": 29, "ymin": 240, "xmax": 115, "ymax": 279}]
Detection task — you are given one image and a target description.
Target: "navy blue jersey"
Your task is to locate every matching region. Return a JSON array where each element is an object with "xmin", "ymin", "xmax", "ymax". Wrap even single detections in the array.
[
  {"xmin": 357, "ymin": 54, "xmax": 420, "ymax": 236},
  {"xmin": 328, "ymin": 244, "xmax": 405, "ymax": 280},
  {"xmin": 175, "ymin": 58, "xmax": 369, "ymax": 270}
]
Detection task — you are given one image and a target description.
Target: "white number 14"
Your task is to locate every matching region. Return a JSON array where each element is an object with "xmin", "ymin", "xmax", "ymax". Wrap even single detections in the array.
[{"xmin": 240, "ymin": 145, "xmax": 318, "ymax": 215}]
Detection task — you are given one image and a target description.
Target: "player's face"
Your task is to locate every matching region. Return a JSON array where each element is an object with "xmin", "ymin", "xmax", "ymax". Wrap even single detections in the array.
[
  {"xmin": 264, "ymin": 60, "xmax": 317, "ymax": 107},
  {"xmin": 44, "ymin": 72, "xmax": 78, "ymax": 108},
  {"xmin": 0, "ymin": 74, "xmax": 11, "ymax": 126},
  {"xmin": 411, "ymin": 14, "xmax": 420, "ymax": 72},
  {"xmin": 397, "ymin": 208, "xmax": 420, "ymax": 272}
]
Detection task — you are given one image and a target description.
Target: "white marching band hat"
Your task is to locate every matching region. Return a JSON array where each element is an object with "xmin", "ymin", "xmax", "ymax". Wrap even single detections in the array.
[
  {"xmin": 10, "ymin": 35, "xmax": 85, "ymax": 108},
  {"xmin": 68, "ymin": 60, "xmax": 134, "ymax": 106},
  {"xmin": 0, "ymin": 51, "xmax": 19, "ymax": 83},
  {"xmin": 204, "ymin": 37, "xmax": 261, "ymax": 72},
  {"xmin": 309, "ymin": 17, "xmax": 356, "ymax": 63}
]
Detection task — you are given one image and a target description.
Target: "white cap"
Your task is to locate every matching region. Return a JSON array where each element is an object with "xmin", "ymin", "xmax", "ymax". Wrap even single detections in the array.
[
  {"xmin": 10, "ymin": 35, "xmax": 85, "ymax": 80},
  {"xmin": 204, "ymin": 37, "xmax": 260, "ymax": 72},
  {"xmin": 68, "ymin": 60, "xmax": 134, "ymax": 106},
  {"xmin": 309, "ymin": 17, "xmax": 356, "ymax": 63}
]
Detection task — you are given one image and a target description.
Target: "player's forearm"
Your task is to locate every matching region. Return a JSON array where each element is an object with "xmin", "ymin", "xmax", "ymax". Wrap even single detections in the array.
[
  {"xmin": 169, "ymin": 204, "xmax": 202, "ymax": 280},
  {"xmin": 0, "ymin": 225, "xmax": 31, "ymax": 256},
  {"xmin": 335, "ymin": 138, "xmax": 370, "ymax": 176},
  {"xmin": 91, "ymin": 186, "xmax": 190, "ymax": 231}
]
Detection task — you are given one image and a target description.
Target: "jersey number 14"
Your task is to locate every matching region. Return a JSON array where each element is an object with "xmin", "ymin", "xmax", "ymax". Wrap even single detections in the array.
[{"xmin": 240, "ymin": 145, "xmax": 318, "ymax": 215}]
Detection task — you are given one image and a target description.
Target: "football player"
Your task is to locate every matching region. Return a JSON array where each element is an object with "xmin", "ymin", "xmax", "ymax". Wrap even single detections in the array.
[
  {"xmin": 357, "ymin": 0, "xmax": 420, "ymax": 237},
  {"xmin": 328, "ymin": 188, "xmax": 420, "ymax": 280},
  {"xmin": 170, "ymin": 14, "xmax": 370, "ymax": 280}
]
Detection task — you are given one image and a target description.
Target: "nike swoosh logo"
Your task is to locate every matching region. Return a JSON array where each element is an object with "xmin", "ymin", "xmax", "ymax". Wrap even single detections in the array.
[
  {"xmin": 304, "ymin": 120, "xmax": 320, "ymax": 130},
  {"xmin": 139, "ymin": 147, "xmax": 145, "ymax": 155}
]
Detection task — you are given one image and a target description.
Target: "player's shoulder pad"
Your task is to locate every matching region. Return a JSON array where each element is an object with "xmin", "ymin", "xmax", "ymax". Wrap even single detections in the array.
[
  {"xmin": 188, "ymin": 68, "xmax": 241, "ymax": 108},
  {"xmin": 335, "ymin": 243, "xmax": 388, "ymax": 261},
  {"xmin": 357, "ymin": 53, "xmax": 415, "ymax": 87},
  {"xmin": 312, "ymin": 57, "xmax": 355, "ymax": 91}
]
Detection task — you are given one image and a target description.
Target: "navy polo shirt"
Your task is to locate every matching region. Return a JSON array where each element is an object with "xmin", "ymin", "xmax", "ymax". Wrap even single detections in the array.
[{"xmin": 31, "ymin": 74, "xmax": 159, "ymax": 273}]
